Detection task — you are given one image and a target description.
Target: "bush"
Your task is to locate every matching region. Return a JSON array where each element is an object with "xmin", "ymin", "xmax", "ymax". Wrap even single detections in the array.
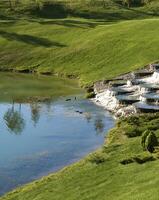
[
  {"xmin": 125, "ymin": 126, "xmax": 141, "ymax": 137},
  {"xmin": 87, "ymin": 152, "xmax": 106, "ymax": 164},
  {"xmin": 133, "ymin": 155, "xmax": 155, "ymax": 164},
  {"xmin": 145, "ymin": 132, "xmax": 158, "ymax": 153},
  {"xmin": 120, "ymin": 154, "xmax": 156, "ymax": 165},
  {"xmin": 86, "ymin": 87, "xmax": 94, "ymax": 93},
  {"xmin": 86, "ymin": 92, "xmax": 96, "ymax": 99},
  {"xmin": 120, "ymin": 158, "xmax": 134, "ymax": 165},
  {"xmin": 141, "ymin": 130, "xmax": 150, "ymax": 150}
]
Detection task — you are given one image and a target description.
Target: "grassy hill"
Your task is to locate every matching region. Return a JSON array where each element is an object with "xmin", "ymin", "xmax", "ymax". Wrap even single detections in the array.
[
  {"xmin": 2, "ymin": 113, "xmax": 159, "ymax": 200},
  {"xmin": 0, "ymin": 0, "xmax": 159, "ymax": 85}
]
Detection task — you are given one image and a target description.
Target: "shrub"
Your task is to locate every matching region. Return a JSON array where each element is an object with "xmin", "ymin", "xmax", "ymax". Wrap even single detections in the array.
[
  {"xmin": 145, "ymin": 132, "xmax": 158, "ymax": 153},
  {"xmin": 120, "ymin": 154, "xmax": 156, "ymax": 165},
  {"xmin": 86, "ymin": 87, "xmax": 94, "ymax": 93},
  {"xmin": 87, "ymin": 152, "xmax": 106, "ymax": 164},
  {"xmin": 85, "ymin": 92, "xmax": 96, "ymax": 99},
  {"xmin": 125, "ymin": 126, "xmax": 141, "ymax": 137},
  {"xmin": 120, "ymin": 158, "xmax": 134, "ymax": 165},
  {"xmin": 141, "ymin": 130, "xmax": 150, "ymax": 150},
  {"xmin": 133, "ymin": 155, "xmax": 155, "ymax": 164}
]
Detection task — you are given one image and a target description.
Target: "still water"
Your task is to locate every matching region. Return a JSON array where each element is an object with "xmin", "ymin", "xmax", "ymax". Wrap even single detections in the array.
[{"xmin": 0, "ymin": 73, "xmax": 114, "ymax": 195}]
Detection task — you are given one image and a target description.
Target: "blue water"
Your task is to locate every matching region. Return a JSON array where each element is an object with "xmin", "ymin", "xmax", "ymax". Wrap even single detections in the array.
[{"xmin": 0, "ymin": 96, "xmax": 114, "ymax": 195}]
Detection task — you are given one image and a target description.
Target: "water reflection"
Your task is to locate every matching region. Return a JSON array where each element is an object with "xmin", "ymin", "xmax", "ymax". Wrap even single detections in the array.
[
  {"xmin": 4, "ymin": 103, "xmax": 25, "ymax": 134},
  {"xmin": 94, "ymin": 118, "xmax": 104, "ymax": 134},
  {"xmin": 2, "ymin": 99, "xmax": 108, "ymax": 136},
  {"xmin": 30, "ymin": 103, "xmax": 41, "ymax": 127},
  {"xmin": 0, "ymin": 73, "xmax": 115, "ymax": 196},
  {"xmin": 0, "ymin": 97, "xmax": 114, "ymax": 195},
  {"xmin": 84, "ymin": 112, "xmax": 92, "ymax": 123}
]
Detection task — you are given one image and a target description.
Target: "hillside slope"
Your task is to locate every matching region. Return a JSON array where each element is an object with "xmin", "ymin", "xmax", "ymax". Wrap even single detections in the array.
[
  {"xmin": 0, "ymin": 0, "xmax": 159, "ymax": 85},
  {"xmin": 1, "ymin": 18, "xmax": 159, "ymax": 85}
]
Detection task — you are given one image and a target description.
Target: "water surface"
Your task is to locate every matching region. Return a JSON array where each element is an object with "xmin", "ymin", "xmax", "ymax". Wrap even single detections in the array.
[{"xmin": 0, "ymin": 73, "xmax": 114, "ymax": 195}]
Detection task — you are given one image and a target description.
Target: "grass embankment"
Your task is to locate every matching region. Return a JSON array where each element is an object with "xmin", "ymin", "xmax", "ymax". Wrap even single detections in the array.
[
  {"xmin": 2, "ymin": 113, "xmax": 159, "ymax": 200},
  {"xmin": 0, "ymin": 0, "xmax": 159, "ymax": 85}
]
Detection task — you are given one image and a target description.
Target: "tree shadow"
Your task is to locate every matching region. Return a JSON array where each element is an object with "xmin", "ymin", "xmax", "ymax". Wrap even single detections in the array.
[
  {"xmin": 67, "ymin": 3, "xmax": 159, "ymax": 22},
  {"xmin": 127, "ymin": 7, "xmax": 159, "ymax": 17},
  {"xmin": 0, "ymin": 20, "xmax": 17, "ymax": 27},
  {"xmin": 39, "ymin": 19, "xmax": 98, "ymax": 29},
  {"xmin": 28, "ymin": 2, "xmax": 68, "ymax": 19},
  {"xmin": 0, "ymin": 13, "xmax": 15, "ymax": 20},
  {"xmin": 0, "ymin": 30, "xmax": 66, "ymax": 47}
]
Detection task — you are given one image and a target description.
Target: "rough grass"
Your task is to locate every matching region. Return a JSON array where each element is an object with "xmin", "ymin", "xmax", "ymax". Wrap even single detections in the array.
[{"xmin": 2, "ymin": 113, "xmax": 159, "ymax": 200}]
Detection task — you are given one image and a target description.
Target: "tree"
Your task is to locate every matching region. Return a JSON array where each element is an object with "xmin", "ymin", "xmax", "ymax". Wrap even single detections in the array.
[
  {"xmin": 141, "ymin": 130, "xmax": 150, "ymax": 150},
  {"xmin": 33, "ymin": 0, "xmax": 44, "ymax": 10},
  {"xmin": 145, "ymin": 132, "xmax": 158, "ymax": 153},
  {"xmin": 123, "ymin": 0, "xmax": 131, "ymax": 8},
  {"xmin": 8, "ymin": 0, "xmax": 19, "ymax": 10}
]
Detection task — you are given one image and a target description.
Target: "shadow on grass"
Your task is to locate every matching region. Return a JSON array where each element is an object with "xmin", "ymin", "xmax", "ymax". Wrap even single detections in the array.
[
  {"xmin": 0, "ymin": 30, "xmax": 66, "ymax": 47},
  {"xmin": 70, "ymin": 7, "xmax": 159, "ymax": 22},
  {"xmin": 28, "ymin": 2, "xmax": 68, "ymax": 19},
  {"xmin": 1, "ymin": 1, "xmax": 159, "ymax": 26},
  {"xmin": 39, "ymin": 19, "xmax": 98, "ymax": 28},
  {"xmin": 29, "ymin": 2, "xmax": 159, "ymax": 24},
  {"xmin": 0, "ymin": 13, "xmax": 15, "ymax": 20}
]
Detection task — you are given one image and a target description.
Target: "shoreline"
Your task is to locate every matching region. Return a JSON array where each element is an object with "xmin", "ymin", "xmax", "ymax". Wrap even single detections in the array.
[{"xmin": 0, "ymin": 74, "xmax": 115, "ymax": 197}]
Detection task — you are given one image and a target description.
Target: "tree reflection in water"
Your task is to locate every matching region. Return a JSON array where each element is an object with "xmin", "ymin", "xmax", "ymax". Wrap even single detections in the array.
[
  {"xmin": 30, "ymin": 103, "xmax": 41, "ymax": 127},
  {"xmin": 84, "ymin": 112, "xmax": 92, "ymax": 123},
  {"xmin": 94, "ymin": 118, "xmax": 104, "ymax": 134},
  {"xmin": 3, "ymin": 103, "xmax": 25, "ymax": 134}
]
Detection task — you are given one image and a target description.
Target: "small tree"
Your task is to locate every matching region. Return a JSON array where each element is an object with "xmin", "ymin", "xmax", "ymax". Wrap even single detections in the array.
[
  {"xmin": 145, "ymin": 132, "xmax": 158, "ymax": 153},
  {"xmin": 141, "ymin": 130, "xmax": 150, "ymax": 150},
  {"xmin": 123, "ymin": 0, "xmax": 131, "ymax": 8}
]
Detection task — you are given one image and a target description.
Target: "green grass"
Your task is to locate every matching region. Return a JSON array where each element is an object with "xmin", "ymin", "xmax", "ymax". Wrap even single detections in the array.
[
  {"xmin": 2, "ymin": 113, "xmax": 159, "ymax": 200},
  {"xmin": 0, "ymin": 0, "xmax": 159, "ymax": 86}
]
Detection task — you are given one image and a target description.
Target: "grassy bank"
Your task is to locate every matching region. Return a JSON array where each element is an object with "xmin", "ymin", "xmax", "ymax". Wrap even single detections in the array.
[
  {"xmin": 0, "ymin": 1, "xmax": 159, "ymax": 86},
  {"xmin": 2, "ymin": 113, "xmax": 159, "ymax": 200}
]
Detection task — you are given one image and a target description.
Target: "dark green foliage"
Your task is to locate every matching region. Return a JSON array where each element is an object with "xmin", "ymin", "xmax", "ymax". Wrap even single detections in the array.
[
  {"xmin": 120, "ymin": 113, "xmax": 159, "ymax": 138},
  {"xmin": 145, "ymin": 132, "xmax": 158, "ymax": 153},
  {"xmin": 124, "ymin": 116, "xmax": 140, "ymax": 126},
  {"xmin": 87, "ymin": 152, "xmax": 106, "ymax": 164},
  {"xmin": 120, "ymin": 158, "xmax": 134, "ymax": 165},
  {"xmin": 86, "ymin": 87, "xmax": 94, "ymax": 93},
  {"xmin": 85, "ymin": 92, "xmax": 96, "ymax": 99},
  {"xmin": 120, "ymin": 154, "xmax": 156, "ymax": 165},
  {"xmin": 133, "ymin": 155, "xmax": 155, "ymax": 164},
  {"xmin": 141, "ymin": 130, "xmax": 150, "ymax": 150},
  {"xmin": 125, "ymin": 126, "xmax": 141, "ymax": 137}
]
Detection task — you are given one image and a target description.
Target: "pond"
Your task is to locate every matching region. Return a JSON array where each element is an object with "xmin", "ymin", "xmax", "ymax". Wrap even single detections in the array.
[{"xmin": 0, "ymin": 73, "xmax": 115, "ymax": 195}]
